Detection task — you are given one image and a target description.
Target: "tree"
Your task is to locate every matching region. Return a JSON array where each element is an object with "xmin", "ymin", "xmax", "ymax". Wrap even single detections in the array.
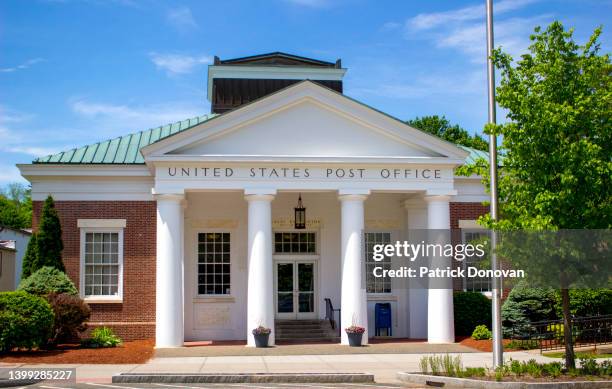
[
  {"xmin": 0, "ymin": 183, "xmax": 32, "ymax": 229},
  {"xmin": 406, "ymin": 115, "xmax": 489, "ymax": 151},
  {"xmin": 479, "ymin": 22, "xmax": 611, "ymax": 369},
  {"xmin": 21, "ymin": 233, "xmax": 38, "ymax": 279},
  {"xmin": 501, "ymin": 281, "xmax": 558, "ymax": 337},
  {"xmin": 35, "ymin": 196, "xmax": 65, "ymax": 272}
]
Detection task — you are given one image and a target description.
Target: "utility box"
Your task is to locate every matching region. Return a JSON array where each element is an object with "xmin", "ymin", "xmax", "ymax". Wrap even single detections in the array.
[{"xmin": 375, "ymin": 302, "xmax": 392, "ymax": 336}]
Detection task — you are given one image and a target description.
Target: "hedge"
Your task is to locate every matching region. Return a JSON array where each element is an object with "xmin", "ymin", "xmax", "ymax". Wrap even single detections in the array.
[
  {"xmin": 0, "ymin": 291, "xmax": 54, "ymax": 352},
  {"xmin": 454, "ymin": 292, "xmax": 492, "ymax": 336}
]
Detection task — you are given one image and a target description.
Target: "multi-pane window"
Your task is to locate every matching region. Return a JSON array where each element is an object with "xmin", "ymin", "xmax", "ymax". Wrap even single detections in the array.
[
  {"xmin": 83, "ymin": 232, "xmax": 121, "ymax": 297},
  {"xmin": 463, "ymin": 231, "xmax": 492, "ymax": 292},
  {"xmin": 365, "ymin": 232, "xmax": 392, "ymax": 294},
  {"xmin": 198, "ymin": 232, "xmax": 231, "ymax": 295},
  {"xmin": 274, "ymin": 232, "xmax": 316, "ymax": 254}
]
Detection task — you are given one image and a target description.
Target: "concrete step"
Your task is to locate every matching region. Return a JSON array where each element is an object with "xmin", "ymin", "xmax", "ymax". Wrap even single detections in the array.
[
  {"xmin": 275, "ymin": 320, "xmax": 329, "ymax": 326},
  {"xmin": 276, "ymin": 332, "xmax": 337, "ymax": 339},
  {"xmin": 274, "ymin": 319, "xmax": 338, "ymax": 342},
  {"xmin": 276, "ymin": 337, "xmax": 341, "ymax": 344}
]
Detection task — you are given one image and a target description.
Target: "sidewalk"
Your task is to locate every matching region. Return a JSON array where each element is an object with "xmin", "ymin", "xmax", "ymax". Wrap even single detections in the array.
[{"xmin": 0, "ymin": 352, "xmax": 555, "ymax": 384}]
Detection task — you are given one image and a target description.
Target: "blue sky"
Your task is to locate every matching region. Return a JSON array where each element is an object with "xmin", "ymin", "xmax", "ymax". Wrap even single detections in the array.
[{"xmin": 1, "ymin": 0, "xmax": 610, "ymax": 186}]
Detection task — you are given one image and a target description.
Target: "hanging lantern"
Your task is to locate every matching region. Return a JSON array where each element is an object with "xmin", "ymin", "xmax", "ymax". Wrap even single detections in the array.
[{"xmin": 294, "ymin": 194, "xmax": 306, "ymax": 229}]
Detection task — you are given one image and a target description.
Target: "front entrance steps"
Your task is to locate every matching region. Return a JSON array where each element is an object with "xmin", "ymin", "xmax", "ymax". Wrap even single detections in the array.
[{"xmin": 275, "ymin": 319, "xmax": 340, "ymax": 344}]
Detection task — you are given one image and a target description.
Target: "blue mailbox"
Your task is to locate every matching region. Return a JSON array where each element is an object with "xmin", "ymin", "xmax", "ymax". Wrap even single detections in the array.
[{"xmin": 375, "ymin": 302, "xmax": 392, "ymax": 336}]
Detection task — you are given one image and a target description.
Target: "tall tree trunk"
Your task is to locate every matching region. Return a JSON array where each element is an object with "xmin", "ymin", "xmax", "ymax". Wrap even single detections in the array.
[{"xmin": 561, "ymin": 288, "xmax": 575, "ymax": 369}]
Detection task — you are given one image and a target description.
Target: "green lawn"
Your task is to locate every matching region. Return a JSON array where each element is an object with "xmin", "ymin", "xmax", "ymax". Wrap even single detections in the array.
[{"xmin": 543, "ymin": 351, "xmax": 612, "ymax": 359}]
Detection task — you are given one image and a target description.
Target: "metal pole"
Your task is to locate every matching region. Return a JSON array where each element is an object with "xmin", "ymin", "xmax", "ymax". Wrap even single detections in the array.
[{"xmin": 486, "ymin": 0, "xmax": 503, "ymax": 368}]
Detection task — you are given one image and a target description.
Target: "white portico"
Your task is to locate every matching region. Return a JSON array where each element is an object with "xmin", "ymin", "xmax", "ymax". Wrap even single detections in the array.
[{"xmin": 142, "ymin": 81, "xmax": 468, "ymax": 347}]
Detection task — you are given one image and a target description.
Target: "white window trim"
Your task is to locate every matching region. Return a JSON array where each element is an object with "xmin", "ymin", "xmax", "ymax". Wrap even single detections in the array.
[
  {"xmin": 195, "ymin": 230, "xmax": 232, "ymax": 298},
  {"xmin": 461, "ymin": 227, "xmax": 492, "ymax": 294},
  {"xmin": 364, "ymin": 230, "xmax": 395, "ymax": 295},
  {"xmin": 79, "ymin": 226, "xmax": 124, "ymax": 303}
]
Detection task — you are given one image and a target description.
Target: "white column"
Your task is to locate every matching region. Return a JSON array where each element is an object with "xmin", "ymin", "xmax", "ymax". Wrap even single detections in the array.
[
  {"xmin": 339, "ymin": 190, "xmax": 369, "ymax": 345},
  {"xmin": 404, "ymin": 199, "xmax": 428, "ymax": 339},
  {"xmin": 155, "ymin": 193, "xmax": 185, "ymax": 348},
  {"xmin": 245, "ymin": 189, "xmax": 276, "ymax": 347},
  {"xmin": 425, "ymin": 194, "xmax": 455, "ymax": 343}
]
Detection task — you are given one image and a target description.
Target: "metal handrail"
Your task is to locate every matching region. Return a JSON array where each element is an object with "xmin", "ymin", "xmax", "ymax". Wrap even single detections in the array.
[
  {"xmin": 324, "ymin": 298, "xmax": 341, "ymax": 337},
  {"xmin": 509, "ymin": 314, "xmax": 612, "ymax": 352}
]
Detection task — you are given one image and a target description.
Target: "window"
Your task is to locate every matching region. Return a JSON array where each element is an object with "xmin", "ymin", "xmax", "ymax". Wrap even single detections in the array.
[
  {"xmin": 82, "ymin": 230, "xmax": 123, "ymax": 299},
  {"xmin": 365, "ymin": 232, "xmax": 392, "ymax": 294},
  {"xmin": 274, "ymin": 232, "xmax": 316, "ymax": 254},
  {"xmin": 463, "ymin": 230, "xmax": 492, "ymax": 293},
  {"xmin": 198, "ymin": 232, "xmax": 231, "ymax": 295}
]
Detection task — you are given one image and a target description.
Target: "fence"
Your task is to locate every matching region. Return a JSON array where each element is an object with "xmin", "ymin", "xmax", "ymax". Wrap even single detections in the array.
[{"xmin": 509, "ymin": 314, "xmax": 612, "ymax": 352}]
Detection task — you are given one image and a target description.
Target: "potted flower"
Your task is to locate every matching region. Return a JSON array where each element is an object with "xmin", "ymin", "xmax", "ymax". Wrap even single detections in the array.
[
  {"xmin": 252, "ymin": 326, "xmax": 271, "ymax": 348},
  {"xmin": 345, "ymin": 325, "xmax": 365, "ymax": 347}
]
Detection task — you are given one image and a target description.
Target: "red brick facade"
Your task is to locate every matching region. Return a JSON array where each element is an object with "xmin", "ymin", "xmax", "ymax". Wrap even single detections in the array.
[
  {"xmin": 449, "ymin": 202, "xmax": 490, "ymax": 291},
  {"xmin": 32, "ymin": 201, "xmax": 157, "ymax": 340},
  {"xmin": 32, "ymin": 200, "xmax": 489, "ymax": 340},
  {"xmin": 449, "ymin": 202, "xmax": 489, "ymax": 229}
]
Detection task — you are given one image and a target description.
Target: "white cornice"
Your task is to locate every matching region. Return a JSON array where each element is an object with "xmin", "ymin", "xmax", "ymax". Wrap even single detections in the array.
[
  {"xmin": 145, "ymin": 155, "xmax": 466, "ymax": 166},
  {"xmin": 18, "ymin": 164, "xmax": 152, "ymax": 178}
]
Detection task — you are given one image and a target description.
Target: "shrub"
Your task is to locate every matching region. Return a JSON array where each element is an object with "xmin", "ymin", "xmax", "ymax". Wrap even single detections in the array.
[
  {"xmin": 0, "ymin": 291, "xmax": 54, "ymax": 352},
  {"xmin": 501, "ymin": 281, "xmax": 557, "ymax": 337},
  {"xmin": 506, "ymin": 339, "xmax": 540, "ymax": 350},
  {"xmin": 81, "ymin": 327, "xmax": 122, "ymax": 348},
  {"xmin": 471, "ymin": 324, "xmax": 492, "ymax": 340},
  {"xmin": 46, "ymin": 293, "xmax": 91, "ymax": 345},
  {"xmin": 461, "ymin": 367, "xmax": 486, "ymax": 377},
  {"xmin": 21, "ymin": 233, "xmax": 38, "ymax": 280},
  {"xmin": 555, "ymin": 289, "xmax": 612, "ymax": 318},
  {"xmin": 580, "ymin": 356, "xmax": 599, "ymax": 375},
  {"xmin": 18, "ymin": 266, "xmax": 78, "ymax": 296},
  {"xmin": 34, "ymin": 196, "xmax": 65, "ymax": 273},
  {"xmin": 453, "ymin": 292, "xmax": 491, "ymax": 336}
]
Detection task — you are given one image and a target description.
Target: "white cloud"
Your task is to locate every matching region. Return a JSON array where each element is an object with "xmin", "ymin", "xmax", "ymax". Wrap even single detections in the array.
[
  {"xmin": 401, "ymin": 0, "xmax": 551, "ymax": 64},
  {"xmin": 350, "ymin": 70, "xmax": 485, "ymax": 99},
  {"xmin": 0, "ymin": 58, "xmax": 44, "ymax": 73},
  {"xmin": 4, "ymin": 146, "xmax": 62, "ymax": 156},
  {"xmin": 0, "ymin": 106, "xmax": 64, "ymax": 159},
  {"xmin": 70, "ymin": 99, "xmax": 203, "ymax": 131},
  {"xmin": 166, "ymin": 6, "xmax": 198, "ymax": 32},
  {"xmin": 0, "ymin": 164, "xmax": 26, "ymax": 185},
  {"xmin": 407, "ymin": 0, "xmax": 539, "ymax": 31},
  {"xmin": 437, "ymin": 15, "xmax": 552, "ymax": 63},
  {"xmin": 149, "ymin": 52, "xmax": 212, "ymax": 75}
]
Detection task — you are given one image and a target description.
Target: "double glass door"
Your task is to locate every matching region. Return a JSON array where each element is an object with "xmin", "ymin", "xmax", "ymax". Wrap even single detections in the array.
[{"xmin": 275, "ymin": 260, "xmax": 316, "ymax": 319}]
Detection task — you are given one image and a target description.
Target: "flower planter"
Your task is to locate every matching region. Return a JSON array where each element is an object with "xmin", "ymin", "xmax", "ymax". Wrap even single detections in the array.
[
  {"xmin": 347, "ymin": 332, "xmax": 363, "ymax": 347},
  {"xmin": 253, "ymin": 333, "xmax": 270, "ymax": 348}
]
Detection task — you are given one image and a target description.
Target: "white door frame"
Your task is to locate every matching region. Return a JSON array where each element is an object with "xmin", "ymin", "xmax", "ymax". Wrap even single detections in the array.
[{"xmin": 273, "ymin": 259, "xmax": 318, "ymax": 320}]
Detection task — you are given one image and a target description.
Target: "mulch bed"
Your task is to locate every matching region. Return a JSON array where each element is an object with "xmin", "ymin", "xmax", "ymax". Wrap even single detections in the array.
[
  {"xmin": 0, "ymin": 339, "xmax": 154, "ymax": 364},
  {"xmin": 457, "ymin": 336, "xmax": 518, "ymax": 352}
]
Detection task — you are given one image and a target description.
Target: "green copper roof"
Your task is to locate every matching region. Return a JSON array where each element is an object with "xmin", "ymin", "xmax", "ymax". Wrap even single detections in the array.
[
  {"xmin": 34, "ymin": 114, "xmax": 218, "ymax": 164},
  {"xmin": 33, "ymin": 112, "xmax": 487, "ymax": 166},
  {"xmin": 458, "ymin": 145, "xmax": 490, "ymax": 165}
]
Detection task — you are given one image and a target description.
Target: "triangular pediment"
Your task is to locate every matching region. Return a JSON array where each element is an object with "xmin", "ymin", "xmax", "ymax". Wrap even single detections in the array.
[{"xmin": 141, "ymin": 81, "xmax": 468, "ymax": 163}]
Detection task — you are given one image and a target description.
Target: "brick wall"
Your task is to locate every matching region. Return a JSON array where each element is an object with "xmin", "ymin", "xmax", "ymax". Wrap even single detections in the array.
[
  {"xmin": 449, "ymin": 202, "xmax": 490, "ymax": 291},
  {"xmin": 32, "ymin": 201, "xmax": 156, "ymax": 340}
]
